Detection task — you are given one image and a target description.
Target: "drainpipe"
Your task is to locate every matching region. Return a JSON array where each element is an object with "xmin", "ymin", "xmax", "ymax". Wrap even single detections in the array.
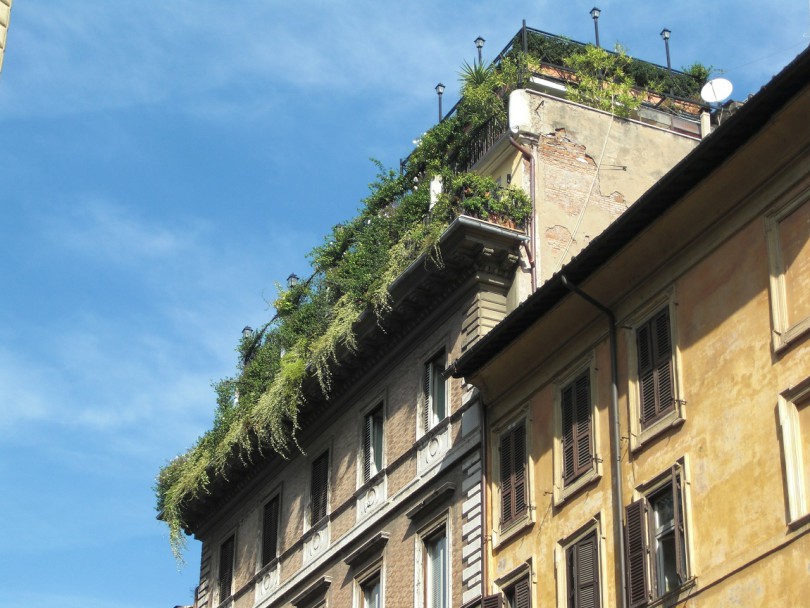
[
  {"xmin": 481, "ymin": 394, "xmax": 489, "ymax": 596},
  {"xmin": 560, "ymin": 275, "xmax": 627, "ymax": 608},
  {"xmin": 509, "ymin": 136, "xmax": 537, "ymax": 292}
]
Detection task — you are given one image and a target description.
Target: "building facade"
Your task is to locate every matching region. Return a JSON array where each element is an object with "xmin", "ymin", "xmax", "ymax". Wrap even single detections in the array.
[{"xmin": 453, "ymin": 45, "xmax": 810, "ymax": 608}]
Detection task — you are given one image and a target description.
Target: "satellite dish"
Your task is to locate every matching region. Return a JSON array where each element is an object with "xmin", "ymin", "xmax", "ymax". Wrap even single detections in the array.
[{"xmin": 700, "ymin": 78, "xmax": 733, "ymax": 104}]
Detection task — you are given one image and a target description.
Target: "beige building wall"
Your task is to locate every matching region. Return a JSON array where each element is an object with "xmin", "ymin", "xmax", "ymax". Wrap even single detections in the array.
[{"xmin": 468, "ymin": 75, "xmax": 810, "ymax": 607}]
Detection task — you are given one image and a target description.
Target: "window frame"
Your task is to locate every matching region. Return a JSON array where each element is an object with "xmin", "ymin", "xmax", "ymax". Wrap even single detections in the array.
[
  {"xmin": 259, "ymin": 490, "xmax": 282, "ymax": 570},
  {"xmin": 625, "ymin": 461, "xmax": 693, "ymax": 607},
  {"xmin": 491, "ymin": 406, "xmax": 534, "ymax": 545},
  {"xmin": 490, "ymin": 561, "xmax": 533, "ymax": 608},
  {"xmin": 555, "ymin": 515, "xmax": 606, "ymax": 608},
  {"xmin": 361, "ymin": 402, "xmax": 385, "ymax": 485},
  {"xmin": 624, "ymin": 295, "xmax": 685, "ymax": 452},
  {"xmin": 217, "ymin": 532, "xmax": 236, "ymax": 606},
  {"xmin": 354, "ymin": 558, "xmax": 384, "ymax": 608},
  {"xmin": 309, "ymin": 448, "xmax": 331, "ymax": 528},
  {"xmin": 777, "ymin": 376, "xmax": 810, "ymax": 526},
  {"xmin": 422, "ymin": 349, "xmax": 448, "ymax": 435},
  {"xmin": 553, "ymin": 357, "xmax": 601, "ymax": 505},
  {"xmin": 765, "ymin": 189, "xmax": 810, "ymax": 352},
  {"xmin": 415, "ymin": 515, "xmax": 451, "ymax": 608}
]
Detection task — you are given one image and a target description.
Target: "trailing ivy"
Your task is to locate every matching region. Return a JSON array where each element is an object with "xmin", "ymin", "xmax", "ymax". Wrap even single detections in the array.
[{"xmin": 156, "ymin": 30, "xmax": 707, "ymax": 560}]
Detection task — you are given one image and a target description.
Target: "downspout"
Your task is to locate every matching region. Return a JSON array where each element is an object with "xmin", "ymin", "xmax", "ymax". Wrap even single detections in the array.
[
  {"xmin": 509, "ymin": 136, "xmax": 537, "ymax": 292},
  {"xmin": 481, "ymin": 393, "xmax": 489, "ymax": 596},
  {"xmin": 560, "ymin": 275, "xmax": 627, "ymax": 608}
]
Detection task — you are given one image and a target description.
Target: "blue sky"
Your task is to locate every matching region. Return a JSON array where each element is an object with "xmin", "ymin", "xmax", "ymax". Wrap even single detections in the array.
[{"xmin": 0, "ymin": 2, "xmax": 807, "ymax": 606}]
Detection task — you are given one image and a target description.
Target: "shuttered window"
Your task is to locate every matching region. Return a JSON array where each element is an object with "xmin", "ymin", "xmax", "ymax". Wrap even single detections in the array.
[
  {"xmin": 261, "ymin": 495, "xmax": 280, "ymax": 567},
  {"xmin": 625, "ymin": 465, "xmax": 688, "ymax": 607},
  {"xmin": 217, "ymin": 534, "xmax": 235, "ymax": 603},
  {"xmin": 500, "ymin": 420, "xmax": 527, "ymax": 525},
  {"xmin": 561, "ymin": 371, "xmax": 593, "ymax": 485},
  {"xmin": 481, "ymin": 594, "xmax": 503, "ymax": 608},
  {"xmin": 566, "ymin": 531, "xmax": 600, "ymax": 608},
  {"xmin": 425, "ymin": 529, "xmax": 448, "ymax": 608},
  {"xmin": 363, "ymin": 405, "xmax": 384, "ymax": 483},
  {"xmin": 510, "ymin": 576, "xmax": 531, "ymax": 608},
  {"xmin": 310, "ymin": 450, "xmax": 329, "ymax": 525},
  {"xmin": 423, "ymin": 351, "xmax": 447, "ymax": 433},
  {"xmin": 636, "ymin": 308, "xmax": 674, "ymax": 427}
]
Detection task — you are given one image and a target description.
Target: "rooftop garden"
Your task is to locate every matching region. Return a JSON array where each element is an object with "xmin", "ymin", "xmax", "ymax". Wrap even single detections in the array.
[{"xmin": 155, "ymin": 27, "xmax": 709, "ymax": 560}]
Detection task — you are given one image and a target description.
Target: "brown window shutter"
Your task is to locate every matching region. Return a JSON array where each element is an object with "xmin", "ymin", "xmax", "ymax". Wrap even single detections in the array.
[
  {"xmin": 513, "ymin": 421, "xmax": 527, "ymax": 515},
  {"xmin": 218, "ymin": 534, "xmax": 235, "ymax": 602},
  {"xmin": 574, "ymin": 373, "xmax": 592, "ymax": 474},
  {"xmin": 481, "ymin": 594, "xmax": 503, "ymax": 608},
  {"xmin": 638, "ymin": 308, "xmax": 674, "ymax": 426},
  {"xmin": 625, "ymin": 499, "xmax": 650, "ymax": 608},
  {"xmin": 572, "ymin": 532, "xmax": 601, "ymax": 608},
  {"xmin": 514, "ymin": 576, "xmax": 531, "ymax": 608},
  {"xmin": 653, "ymin": 310, "xmax": 673, "ymax": 416},
  {"xmin": 261, "ymin": 495, "xmax": 280, "ymax": 567},
  {"xmin": 562, "ymin": 383, "xmax": 576, "ymax": 482},
  {"xmin": 500, "ymin": 430, "xmax": 514, "ymax": 523},
  {"xmin": 310, "ymin": 451, "xmax": 329, "ymax": 524}
]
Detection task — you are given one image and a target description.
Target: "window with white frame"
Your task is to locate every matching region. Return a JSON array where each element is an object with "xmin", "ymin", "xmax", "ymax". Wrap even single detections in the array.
[
  {"xmin": 553, "ymin": 361, "xmax": 600, "ymax": 504},
  {"xmin": 778, "ymin": 377, "xmax": 810, "ymax": 525},
  {"xmin": 765, "ymin": 191, "xmax": 810, "ymax": 351},
  {"xmin": 626, "ymin": 297, "xmax": 684, "ymax": 450},
  {"xmin": 360, "ymin": 572, "xmax": 381, "ymax": 608},
  {"xmin": 625, "ymin": 463, "xmax": 690, "ymax": 607},
  {"xmin": 363, "ymin": 404, "xmax": 384, "ymax": 483},
  {"xmin": 422, "ymin": 350, "xmax": 447, "ymax": 433},
  {"xmin": 423, "ymin": 526, "xmax": 448, "ymax": 608}
]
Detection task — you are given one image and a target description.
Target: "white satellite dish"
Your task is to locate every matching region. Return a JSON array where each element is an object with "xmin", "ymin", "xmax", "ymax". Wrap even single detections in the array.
[{"xmin": 700, "ymin": 78, "xmax": 734, "ymax": 104}]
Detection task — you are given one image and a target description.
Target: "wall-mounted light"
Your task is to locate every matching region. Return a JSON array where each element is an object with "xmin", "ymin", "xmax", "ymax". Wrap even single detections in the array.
[
  {"xmin": 590, "ymin": 7, "xmax": 601, "ymax": 48},
  {"xmin": 435, "ymin": 82, "xmax": 445, "ymax": 122},
  {"xmin": 660, "ymin": 28, "xmax": 672, "ymax": 71},
  {"xmin": 474, "ymin": 36, "xmax": 485, "ymax": 66}
]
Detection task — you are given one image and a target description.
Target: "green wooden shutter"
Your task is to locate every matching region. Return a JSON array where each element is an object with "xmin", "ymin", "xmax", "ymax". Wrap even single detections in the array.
[
  {"xmin": 625, "ymin": 499, "xmax": 650, "ymax": 608},
  {"xmin": 261, "ymin": 496, "xmax": 280, "ymax": 567}
]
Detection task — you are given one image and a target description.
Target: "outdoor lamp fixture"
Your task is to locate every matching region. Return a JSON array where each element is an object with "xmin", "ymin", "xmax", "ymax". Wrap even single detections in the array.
[
  {"xmin": 242, "ymin": 326, "xmax": 254, "ymax": 340},
  {"xmin": 287, "ymin": 273, "xmax": 300, "ymax": 289},
  {"xmin": 435, "ymin": 82, "xmax": 445, "ymax": 122},
  {"xmin": 474, "ymin": 36, "xmax": 485, "ymax": 66},
  {"xmin": 660, "ymin": 28, "xmax": 672, "ymax": 71},
  {"xmin": 590, "ymin": 7, "xmax": 601, "ymax": 48}
]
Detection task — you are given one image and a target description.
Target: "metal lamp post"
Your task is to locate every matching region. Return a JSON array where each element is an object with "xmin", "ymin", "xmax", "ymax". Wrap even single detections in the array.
[
  {"xmin": 590, "ymin": 7, "xmax": 601, "ymax": 48},
  {"xmin": 660, "ymin": 28, "xmax": 672, "ymax": 71},
  {"xmin": 435, "ymin": 82, "xmax": 445, "ymax": 122},
  {"xmin": 474, "ymin": 36, "xmax": 485, "ymax": 66}
]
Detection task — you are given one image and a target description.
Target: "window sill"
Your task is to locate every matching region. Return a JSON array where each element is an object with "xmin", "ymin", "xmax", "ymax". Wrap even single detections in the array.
[
  {"xmin": 631, "ymin": 408, "xmax": 685, "ymax": 453},
  {"xmin": 554, "ymin": 469, "xmax": 601, "ymax": 507},
  {"xmin": 787, "ymin": 510, "xmax": 810, "ymax": 531},
  {"xmin": 493, "ymin": 512, "xmax": 534, "ymax": 548},
  {"xmin": 773, "ymin": 317, "xmax": 810, "ymax": 354},
  {"xmin": 646, "ymin": 576, "xmax": 697, "ymax": 608}
]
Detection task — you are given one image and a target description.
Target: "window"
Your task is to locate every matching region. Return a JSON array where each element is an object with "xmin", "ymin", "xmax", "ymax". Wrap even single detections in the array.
[
  {"xmin": 218, "ymin": 534, "xmax": 235, "ymax": 603},
  {"xmin": 766, "ymin": 192, "xmax": 810, "ymax": 350},
  {"xmin": 566, "ymin": 532, "xmax": 600, "ymax": 608},
  {"xmin": 778, "ymin": 377, "xmax": 810, "ymax": 525},
  {"xmin": 423, "ymin": 351, "xmax": 447, "ymax": 433},
  {"xmin": 561, "ymin": 371, "xmax": 593, "ymax": 485},
  {"xmin": 363, "ymin": 404, "xmax": 384, "ymax": 483},
  {"xmin": 424, "ymin": 528, "xmax": 448, "ymax": 608},
  {"xmin": 261, "ymin": 494, "xmax": 280, "ymax": 567},
  {"xmin": 636, "ymin": 308, "xmax": 675, "ymax": 428},
  {"xmin": 626, "ymin": 299, "xmax": 684, "ymax": 451},
  {"xmin": 310, "ymin": 450, "xmax": 330, "ymax": 525},
  {"xmin": 625, "ymin": 465, "xmax": 689, "ymax": 607},
  {"xmin": 500, "ymin": 420, "xmax": 527, "ymax": 526},
  {"xmin": 503, "ymin": 576, "xmax": 531, "ymax": 608},
  {"xmin": 361, "ymin": 573, "xmax": 381, "ymax": 608}
]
